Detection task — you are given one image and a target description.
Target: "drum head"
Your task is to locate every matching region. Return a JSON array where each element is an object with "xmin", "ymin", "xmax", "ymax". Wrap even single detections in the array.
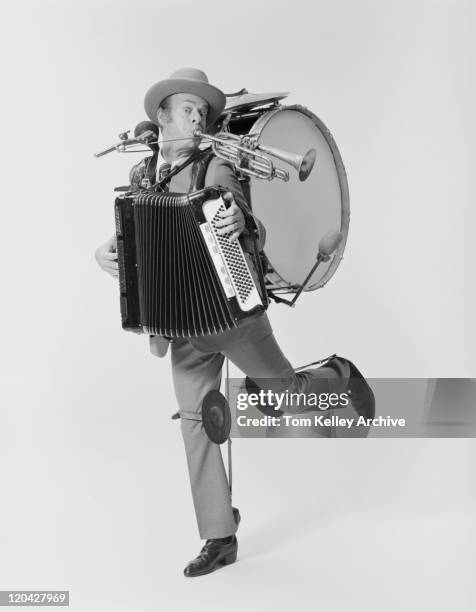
[{"xmin": 249, "ymin": 105, "xmax": 349, "ymax": 292}]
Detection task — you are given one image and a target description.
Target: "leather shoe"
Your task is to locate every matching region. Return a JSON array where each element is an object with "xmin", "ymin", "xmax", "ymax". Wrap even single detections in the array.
[
  {"xmin": 183, "ymin": 535, "xmax": 238, "ymax": 577},
  {"xmin": 327, "ymin": 356, "xmax": 375, "ymax": 420}
]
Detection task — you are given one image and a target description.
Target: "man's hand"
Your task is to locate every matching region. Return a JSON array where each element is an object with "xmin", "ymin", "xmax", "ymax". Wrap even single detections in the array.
[
  {"xmin": 95, "ymin": 234, "xmax": 119, "ymax": 278},
  {"xmin": 214, "ymin": 191, "xmax": 246, "ymax": 242}
]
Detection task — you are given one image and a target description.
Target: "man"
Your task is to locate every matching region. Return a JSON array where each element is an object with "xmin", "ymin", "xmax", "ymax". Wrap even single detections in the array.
[{"xmin": 95, "ymin": 68, "xmax": 374, "ymax": 577}]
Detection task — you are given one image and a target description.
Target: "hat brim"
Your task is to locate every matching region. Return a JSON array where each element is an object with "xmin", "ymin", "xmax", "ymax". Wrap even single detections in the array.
[{"xmin": 144, "ymin": 78, "xmax": 226, "ymax": 128}]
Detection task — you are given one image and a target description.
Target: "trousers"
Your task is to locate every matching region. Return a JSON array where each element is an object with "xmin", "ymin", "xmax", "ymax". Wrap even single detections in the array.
[{"xmin": 168, "ymin": 313, "xmax": 350, "ymax": 540}]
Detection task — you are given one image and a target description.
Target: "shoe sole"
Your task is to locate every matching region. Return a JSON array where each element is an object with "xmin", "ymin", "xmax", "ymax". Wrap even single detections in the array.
[{"xmin": 347, "ymin": 359, "xmax": 376, "ymax": 420}]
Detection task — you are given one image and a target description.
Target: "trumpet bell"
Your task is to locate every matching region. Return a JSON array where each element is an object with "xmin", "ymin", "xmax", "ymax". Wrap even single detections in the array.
[{"xmin": 298, "ymin": 148, "xmax": 317, "ymax": 181}]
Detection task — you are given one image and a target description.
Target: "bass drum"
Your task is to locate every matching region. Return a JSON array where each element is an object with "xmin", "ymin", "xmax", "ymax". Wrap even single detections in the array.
[{"xmin": 239, "ymin": 105, "xmax": 350, "ymax": 294}]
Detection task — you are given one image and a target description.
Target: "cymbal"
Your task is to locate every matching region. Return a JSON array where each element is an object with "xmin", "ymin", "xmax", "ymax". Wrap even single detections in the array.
[
  {"xmin": 201, "ymin": 390, "xmax": 231, "ymax": 444},
  {"xmin": 223, "ymin": 90, "xmax": 289, "ymax": 113}
]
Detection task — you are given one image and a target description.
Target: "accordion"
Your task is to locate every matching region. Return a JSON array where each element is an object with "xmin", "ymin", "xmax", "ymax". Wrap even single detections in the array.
[{"xmin": 115, "ymin": 186, "xmax": 268, "ymax": 337}]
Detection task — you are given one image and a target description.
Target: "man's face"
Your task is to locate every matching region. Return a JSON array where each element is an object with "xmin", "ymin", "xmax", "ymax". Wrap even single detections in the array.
[{"xmin": 158, "ymin": 93, "xmax": 208, "ymax": 150}]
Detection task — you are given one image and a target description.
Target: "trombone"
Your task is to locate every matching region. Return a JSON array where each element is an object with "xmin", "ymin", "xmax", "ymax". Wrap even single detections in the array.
[{"xmin": 193, "ymin": 129, "xmax": 316, "ymax": 182}]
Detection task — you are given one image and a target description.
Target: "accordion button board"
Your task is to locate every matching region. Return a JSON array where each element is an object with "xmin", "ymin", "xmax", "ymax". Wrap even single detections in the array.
[{"xmin": 201, "ymin": 199, "xmax": 262, "ymax": 310}]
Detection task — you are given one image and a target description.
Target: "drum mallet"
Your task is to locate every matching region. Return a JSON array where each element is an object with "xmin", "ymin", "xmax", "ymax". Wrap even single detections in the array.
[{"xmin": 287, "ymin": 230, "xmax": 343, "ymax": 306}]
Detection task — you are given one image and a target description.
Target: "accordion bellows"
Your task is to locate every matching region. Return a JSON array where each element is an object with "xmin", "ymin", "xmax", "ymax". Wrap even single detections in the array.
[{"xmin": 115, "ymin": 187, "xmax": 267, "ymax": 337}]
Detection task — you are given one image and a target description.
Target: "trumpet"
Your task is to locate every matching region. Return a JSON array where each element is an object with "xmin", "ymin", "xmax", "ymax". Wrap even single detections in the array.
[{"xmin": 193, "ymin": 129, "xmax": 316, "ymax": 182}]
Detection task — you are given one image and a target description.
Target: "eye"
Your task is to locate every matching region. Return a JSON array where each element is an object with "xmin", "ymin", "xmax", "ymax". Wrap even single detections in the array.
[{"xmin": 184, "ymin": 106, "xmax": 191, "ymax": 114}]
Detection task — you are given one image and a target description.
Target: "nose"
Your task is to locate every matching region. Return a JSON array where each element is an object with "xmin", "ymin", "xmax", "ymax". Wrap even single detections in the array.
[{"xmin": 190, "ymin": 108, "xmax": 202, "ymax": 125}]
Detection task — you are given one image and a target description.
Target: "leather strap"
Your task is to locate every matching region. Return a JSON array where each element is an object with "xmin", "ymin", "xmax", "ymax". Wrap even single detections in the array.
[
  {"xmin": 295, "ymin": 353, "xmax": 337, "ymax": 372},
  {"xmin": 153, "ymin": 149, "xmax": 202, "ymax": 192},
  {"xmin": 189, "ymin": 147, "xmax": 215, "ymax": 191},
  {"xmin": 171, "ymin": 410, "xmax": 202, "ymax": 421}
]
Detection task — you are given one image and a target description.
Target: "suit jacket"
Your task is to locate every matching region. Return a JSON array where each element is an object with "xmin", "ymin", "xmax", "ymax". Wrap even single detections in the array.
[{"xmin": 129, "ymin": 150, "xmax": 266, "ymax": 251}]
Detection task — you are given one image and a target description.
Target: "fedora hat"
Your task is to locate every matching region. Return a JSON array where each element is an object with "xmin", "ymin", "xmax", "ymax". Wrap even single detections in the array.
[{"xmin": 144, "ymin": 67, "xmax": 226, "ymax": 128}]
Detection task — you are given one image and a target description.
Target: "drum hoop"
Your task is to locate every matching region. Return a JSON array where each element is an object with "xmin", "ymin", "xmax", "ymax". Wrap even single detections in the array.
[{"xmin": 249, "ymin": 104, "xmax": 350, "ymax": 292}]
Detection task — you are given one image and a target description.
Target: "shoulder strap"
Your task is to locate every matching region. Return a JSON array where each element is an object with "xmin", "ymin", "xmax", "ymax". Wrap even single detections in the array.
[
  {"xmin": 189, "ymin": 148, "xmax": 215, "ymax": 191},
  {"xmin": 153, "ymin": 149, "xmax": 203, "ymax": 192}
]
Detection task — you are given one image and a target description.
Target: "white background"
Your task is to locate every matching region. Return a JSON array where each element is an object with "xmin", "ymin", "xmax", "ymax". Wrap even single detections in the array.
[{"xmin": 1, "ymin": 1, "xmax": 475, "ymax": 611}]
